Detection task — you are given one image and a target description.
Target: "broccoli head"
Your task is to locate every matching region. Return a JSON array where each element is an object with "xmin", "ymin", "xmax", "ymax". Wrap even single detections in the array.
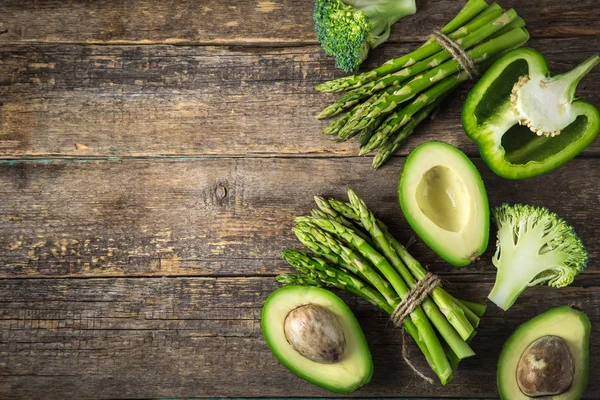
[
  {"xmin": 314, "ymin": 0, "xmax": 417, "ymax": 72},
  {"xmin": 488, "ymin": 204, "xmax": 588, "ymax": 311}
]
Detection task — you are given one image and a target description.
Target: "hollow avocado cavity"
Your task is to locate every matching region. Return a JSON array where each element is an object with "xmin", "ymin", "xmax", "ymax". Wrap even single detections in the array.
[{"xmin": 416, "ymin": 166, "xmax": 470, "ymax": 232}]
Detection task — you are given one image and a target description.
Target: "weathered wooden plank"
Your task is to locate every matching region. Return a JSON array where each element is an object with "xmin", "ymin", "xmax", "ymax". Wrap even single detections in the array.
[
  {"xmin": 1, "ymin": 39, "xmax": 599, "ymax": 158},
  {"xmin": 0, "ymin": 0, "xmax": 598, "ymax": 45},
  {"xmin": 1, "ymin": 157, "xmax": 598, "ymax": 278},
  {"xmin": 0, "ymin": 277, "xmax": 598, "ymax": 399}
]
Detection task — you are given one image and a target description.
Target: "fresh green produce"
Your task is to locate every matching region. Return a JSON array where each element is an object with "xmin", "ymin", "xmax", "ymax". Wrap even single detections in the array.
[
  {"xmin": 463, "ymin": 48, "xmax": 600, "ymax": 179},
  {"xmin": 497, "ymin": 306, "xmax": 590, "ymax": 399},
  {"xmin": 488, "ymin": 204, "xmax": 588, "ymax": 311},
  {"xmin": 313, "ymin": 0, "xmax": 531, "ymax": 168},
  {"xmin": 398, "ymin": 142, "xmax": 489, "ymax": 267},
  {"xmin": 262, "ymin": 285, "xmax": 373, "ymax": 393},
  {"xmin": 313, "ymin": 0, "xmax": 417, "ymax": 72},
  {"xmin": 275, "ymin": 189, "xmax": 487, "ymax": 385},
  {"xmin": 315, "ymin": 0, "xmax": 490, "ymax": 92}
]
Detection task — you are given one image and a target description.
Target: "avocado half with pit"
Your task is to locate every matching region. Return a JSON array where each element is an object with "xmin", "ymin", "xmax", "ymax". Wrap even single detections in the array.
[
  {"xmin": 261, "ymin": 285, "xmax": 372, "ymax": 393},
  {"xmin": 498, "ymin": 306, "xmax": 590, "ymax": 400},
  {"xmin": 399, "ymin": 141, "xmax": 489, "ymax": 266}
]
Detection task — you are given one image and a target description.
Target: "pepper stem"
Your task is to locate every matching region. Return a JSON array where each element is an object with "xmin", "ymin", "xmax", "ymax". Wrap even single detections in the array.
[{"xmin": 553, "ymin": 54, "xmax": 600, "ymax": 102}]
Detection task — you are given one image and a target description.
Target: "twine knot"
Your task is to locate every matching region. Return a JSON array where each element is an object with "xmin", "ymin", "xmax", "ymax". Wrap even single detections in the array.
[
  {"xmin": 391, "ymin": 272, "xmax": 441, "ymax": 327},
  {"xmin": 391, "ymin": 272, "xmax": 441, "ymax": 384}
]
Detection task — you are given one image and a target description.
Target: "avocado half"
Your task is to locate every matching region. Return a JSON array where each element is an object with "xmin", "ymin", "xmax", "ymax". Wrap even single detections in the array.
[
  {"xmin": 498, "ymin": 306, "xmax": 591, "ymax": 400},
  {"xmin": 398, "ymin": 141, "xmax": 489, "ymax": 266},
  {"xmin": 261, "ymin": 285, "xmax": 373, "ymax": 394}
]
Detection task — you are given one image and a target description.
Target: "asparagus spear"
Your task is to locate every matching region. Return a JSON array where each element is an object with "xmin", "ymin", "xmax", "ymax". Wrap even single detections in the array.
[
  {"xmin": 293, "ymin": 224, "xmax": 397, "ymax": 305},
  {"xmin": 314, "ymin": 0, "xmax": 491, "ymax": 93},
  {"xmin": 360, "ymin": 71, "xmax": 468, "ymax": 154},
  {"xmin": 343, "ymin": 28, "xmax": 530, "ymax": 134},
  {"xmin": 458, "ymin": 298, "xmax": 487, "ymax": 318},
  {"xmin": 345, "ymin": 190, "xmax": 475, "ymax": 349},
  {"xmin": 281, "ymin": 249, "xmax": 394, "ymax": 314},
  {"xmin": 322, "ymin": 111, "xmax": 351, "ymax": 135},
  {"xmin": 378, "ymin": 222, "xmax": 482, "ymax": 335},
  {"xmin": 296, "ymin": 218, "xmax": 454, "ymax": 382},
  {"xmin": 327, "ymin": 195, "xmax": 486, "ymax": 337},
  {"xmin": 294, "ymin": 220, "xmax": 453, "ymax": 383},
  {"xmin": 372, "ymin": 97, "xmax": 444, "ymax": 169},
  {"xmin": 316, "ymin": 8, "xmax": 516, "ymax": 119},
  {"xmin": 311, "ymin": 209, "xmax": 374, "ymax": 246},
  {"xmin": 336, "ymin": 88, "xmax": 395, "ymax": 141},
  {"xmin": 276, "ymin": 272, "xmax": 393, "ymax": 313}
]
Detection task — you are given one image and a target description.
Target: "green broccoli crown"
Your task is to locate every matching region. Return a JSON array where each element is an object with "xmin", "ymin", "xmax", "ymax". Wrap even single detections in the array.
[
  {"xmin": 314, "ymin": 0, "xmax": 371, "ymax": 72},
  {"xmin": 313, "ymin": 0, "xmax": 416, "ymax": 72},
  {"xmin": 493, "ymin": 203, "xmax": 588, "ymax": 288}
]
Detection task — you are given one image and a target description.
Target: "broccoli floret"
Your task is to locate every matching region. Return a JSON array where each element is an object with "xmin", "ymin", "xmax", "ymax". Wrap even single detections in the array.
[
  {"xmin": 314, "ymin": 0, "xmax": 416, "ymax": 72},
  {"xmin": 488, "ymin": 204, "xmax": 588, "ymax": 311}
]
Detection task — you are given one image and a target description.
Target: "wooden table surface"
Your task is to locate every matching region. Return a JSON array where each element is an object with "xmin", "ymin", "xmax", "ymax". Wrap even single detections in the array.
[{"xmin": 1, "ymin": 1, "xmax": 599, "ymax": 398}]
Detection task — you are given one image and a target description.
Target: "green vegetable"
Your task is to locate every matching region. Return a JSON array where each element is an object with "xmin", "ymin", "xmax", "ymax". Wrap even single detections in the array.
[
  {"xmin": 399, "ymin": 142, "xmax": 490, "ymax": 267},
  {"xmin": 343, "ymin": 27, "xmax": 530, "ymax": 134},
  {"xmin": 313, "ymin": 0, "xmax": 417, "ymax": 72},
  {"xmin": 315, "ymin": 0, "xmax": 489, "ymax": 92},
  {"xmin": 262, "ymin": 285, "xmax": 373, "ymax": 393},
  {"xmin": 313, "ymin": 0, "xmax": 531, "ymax": 167},
  {"xmin": 497, "ymin": 306, "xmax": 590, "ymax": 399},
  {"xmin": 280, "ymin": 249, "xmax": 394, "ymax": 313},
  {"xmin": 318, "ymin": 194, "xmax": 485, "ymax": 331},
  {"xmin": 277, "ymin": 189, "xmax": 486, "ymax": 384},
  {"xmin": 359, "ymin": 71, "xmax": 468, "ymax": 154},
  {"xmin": 316, "ymin": 8, "xmax": 521, "ymax": 119},
  {"xmin": 372, "ymin": 95, "xmax": 445, "ymax": 169},
  {"xmin": 463, "ymin": 48, "xmax": 600, "ymax": 179},
  {"xmin": 488, "ymin": 204, "xmax": 588, "ymax": 311}
]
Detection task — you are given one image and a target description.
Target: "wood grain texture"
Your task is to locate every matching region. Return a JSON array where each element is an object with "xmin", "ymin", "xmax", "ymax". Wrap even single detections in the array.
[
  {"xmin": 1, "ymin": 39, "xmax": 599, "ymax": 158},
  {"xmin": 1, "ymin": 0, "xmax": 599, "ymax": 398},
  {"xmin": 1, "ymin": 157, "xmax": 599, "ymax": 278},
  {"xmin": 0, "ymin": 277, "xmax": 598, "ymax": 399},
  {"xmin": 0, "ymin": 0, "xmax": 598, "ymax": 45}
]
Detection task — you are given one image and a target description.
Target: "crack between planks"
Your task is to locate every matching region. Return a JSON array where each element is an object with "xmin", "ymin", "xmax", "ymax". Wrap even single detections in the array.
[
  {"xmin": 0, "ymin": 34, "xmax": 597, "ymax": 48},
  {"xmin": 1, "ymin": 154, "xmax": 600, "ymax": 163}
]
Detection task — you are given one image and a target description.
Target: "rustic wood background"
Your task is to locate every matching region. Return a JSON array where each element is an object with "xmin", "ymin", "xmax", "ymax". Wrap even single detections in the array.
[{"xmin": 0, "ymin": 1, "xmax": 598, "ymax": 398}]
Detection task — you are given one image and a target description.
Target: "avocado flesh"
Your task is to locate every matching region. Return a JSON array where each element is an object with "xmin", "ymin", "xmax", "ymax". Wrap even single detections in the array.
[
  {"xmin": 498, "ymin": 306, "xmax": 591, "ymax": 400},
  {"xmin": 261, "ymin": 286, "xmax": 373, "ymax": 394},
  {"xmin": 399, "ymin": 141, "xmax": 489, "ymax": 266}
]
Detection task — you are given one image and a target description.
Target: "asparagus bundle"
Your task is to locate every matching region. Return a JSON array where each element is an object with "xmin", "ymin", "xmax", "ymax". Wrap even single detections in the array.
[
  {"xmin": 314, "ymin": 0, "xmax": 530, "ymax": 168},
  {"xmin": 277, "ymin": 189, "xmax": 486, "ymax": 384}
]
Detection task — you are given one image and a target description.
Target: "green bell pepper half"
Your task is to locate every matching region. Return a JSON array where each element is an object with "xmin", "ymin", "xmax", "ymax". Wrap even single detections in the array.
[{"xmin": 462, "ymin": 48, "xmax": 600, "ymax": 179}]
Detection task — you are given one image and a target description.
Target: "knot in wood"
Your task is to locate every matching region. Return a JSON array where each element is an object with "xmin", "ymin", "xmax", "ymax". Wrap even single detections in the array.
[{"xmin": 215, "ymin": 184, "xmax": 228, "ymax": 200}]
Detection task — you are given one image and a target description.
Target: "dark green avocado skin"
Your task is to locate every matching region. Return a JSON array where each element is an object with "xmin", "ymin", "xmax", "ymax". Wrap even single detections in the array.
[{"xmin": 497, "ymin": 306, "xmax": 591, "ymax": 400}]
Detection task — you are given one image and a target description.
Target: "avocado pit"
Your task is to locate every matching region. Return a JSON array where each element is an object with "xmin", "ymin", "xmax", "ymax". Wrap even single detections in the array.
[
  {"xmin": 516, "ymin": 335, "xmax": 574, "ymax": 397},
  {"xmin": 284, "ymin": 304, "xmax": 346, "ymax": 364}
]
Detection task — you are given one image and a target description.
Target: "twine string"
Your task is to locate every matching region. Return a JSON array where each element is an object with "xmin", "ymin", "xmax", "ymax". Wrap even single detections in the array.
[
  {"xmin": 391, "ymin": 272, "xmax": 441, "ymax": 384},
  {"xmin": 391, "ymin": 272, "xmax": 441, "ymax": 327},
  {"xmin": 431, "ymin": 30, "xmax": 478, "ymax": 79}
]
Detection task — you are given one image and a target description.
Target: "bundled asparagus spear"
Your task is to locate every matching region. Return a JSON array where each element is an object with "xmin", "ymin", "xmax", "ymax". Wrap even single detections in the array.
[
  {"xmin": 277, "ymin": 189, "xmax": 486, "ymax": 384},
  {"xmin": 315, "ymin": 0, "xmax": 530, "ymax": 168}
]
